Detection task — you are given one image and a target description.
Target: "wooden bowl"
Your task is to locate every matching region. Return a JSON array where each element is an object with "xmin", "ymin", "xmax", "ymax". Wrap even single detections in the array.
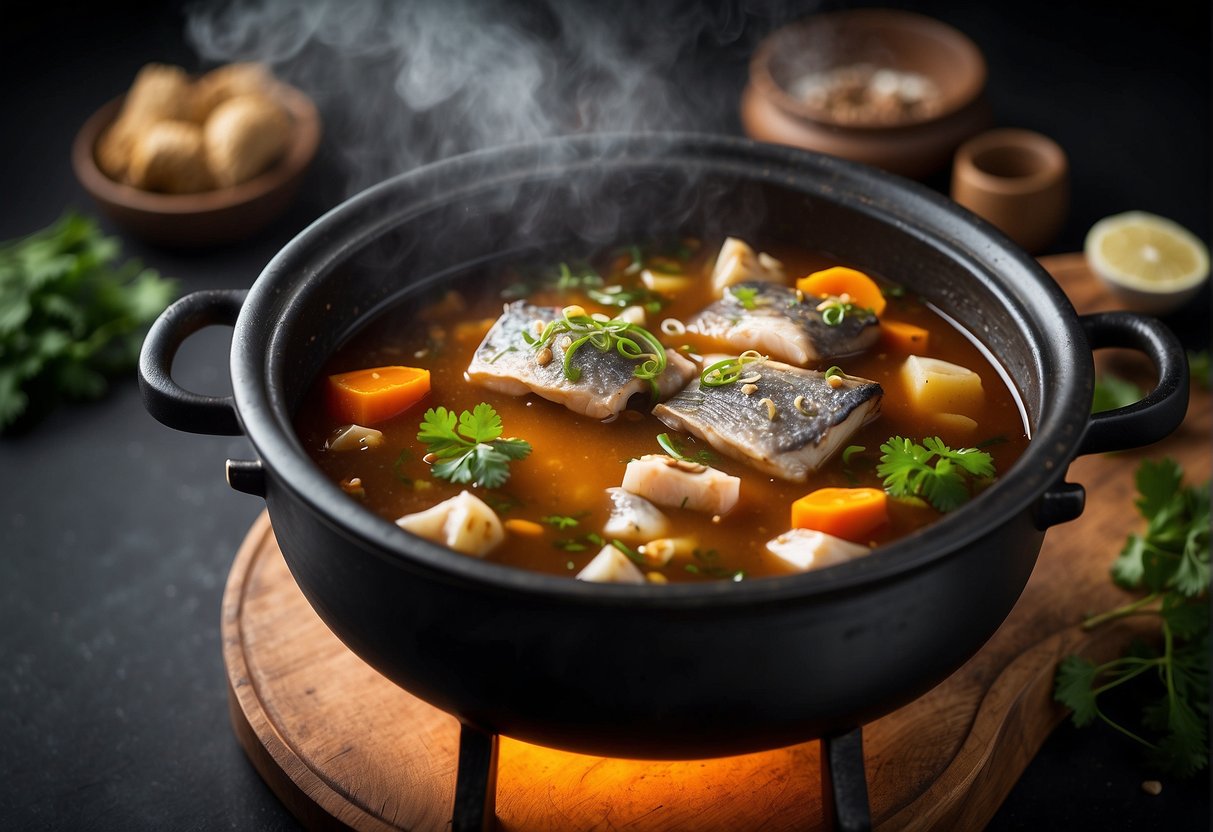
[
  {"xmin": 72, "ymin": 82, "xmax": 320, "ymax": 247},
  {"xmin": 741, "ymin": 9, "xmax": 991, "ymax": 179}
]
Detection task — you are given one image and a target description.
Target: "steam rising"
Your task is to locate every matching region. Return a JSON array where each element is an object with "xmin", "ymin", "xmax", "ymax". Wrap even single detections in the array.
[{"xmin": 186, "ymin": 0, "xmax": 798, "ymax": 197}]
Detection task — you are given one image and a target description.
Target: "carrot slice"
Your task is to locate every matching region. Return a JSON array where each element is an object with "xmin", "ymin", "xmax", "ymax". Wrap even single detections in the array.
[
  {"xmin": 880, "ymin": 319, "xmax": 930, "ymax": 352},
  {"xmin": 791, "ymin": 487, "xmax": 888, "ymax": 543},
  {"xmin": 796, "ymin": 266, "xmax": 887, "ymax": 316},
  {"xmin": 327, "ymin": 365, "xmax": 431, "ymax": 426}
]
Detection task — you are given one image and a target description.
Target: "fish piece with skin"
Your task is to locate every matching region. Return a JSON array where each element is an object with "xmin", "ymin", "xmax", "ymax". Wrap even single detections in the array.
[
  {"xmin": 621, "ymin": 454, "xmax": 741, "ymax": 515},
  {"xmin": 466, "ymin": 301, "xmax": 697, "ymax": 419},
  {"xmin": 765, "ymin": 528, "xmax": 871, "ymax": 571},
  {"xmin": 396, "ymin": 491, "xmax": 504, "ymax": 557},
  {"xmin": 602, "ymin": 487, "xmax": 670, "ymax": 541},
  {"xmin": 688, "ymin": 281, "xmax": 880, "ymax": 365},
  {"xmin": 653, "ymin": 358, "xmax": 882, "ymax": 482}
]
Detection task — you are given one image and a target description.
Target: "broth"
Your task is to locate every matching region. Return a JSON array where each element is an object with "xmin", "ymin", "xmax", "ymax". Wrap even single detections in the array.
[{"xmin": 296, "ymin": 238, "xmax": 1029, "ymax": 582}]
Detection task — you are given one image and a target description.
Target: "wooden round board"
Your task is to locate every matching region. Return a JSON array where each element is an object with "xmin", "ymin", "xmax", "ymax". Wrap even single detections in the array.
[{"xmin": 222, "ymin": 253, "xmax": 1210, "ymax": 831}]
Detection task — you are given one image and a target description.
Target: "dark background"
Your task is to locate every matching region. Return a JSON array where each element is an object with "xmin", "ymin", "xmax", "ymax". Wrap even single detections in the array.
[{"xmin": 1, "ymin": 1, "xmax": 1208, "ymax": 829}]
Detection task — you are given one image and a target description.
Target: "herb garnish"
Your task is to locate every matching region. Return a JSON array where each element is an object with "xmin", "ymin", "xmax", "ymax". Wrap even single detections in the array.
[
  {"xmin": 684, "ymin": 548, "xmax": 745, "ymax": 581},
  {"xmin": 552, "ymin": 261, "xmax": 603, "ymax": 291},
  {"xmin": 1187, "ymin": 349, "xmax": 1210, "ymax": 390},
  {"xmin": 0, "ymin": 212, "xmax": 177, "ymax": 431},
  {"xmin": 1092, "ymin": 372, "xmax": 1145, "ymax": 414},
  {"xmin": 541, "ymin": 514, "xmax": 582, "ymax": 530},
  {"xmin": 611, "ymin": 539, "xmax": 647, "ymax": 566},
  {"xmin": 656, "ymin": 432, "xmax": 715, "ymax": 464},
  {"xmin": 700, "ymin": 350, "xmax": 767, "ymax": 388},
  {"xmin": 818, "ymin": 298, "xmax": 864, "ymax": 326},
  {"xmin": 731, "ymin": 286, "xmax": 761, "ymax": 310},
  {"xmin": 556, "ymin": 531, "xmax": 604, "ymax": 552},
  {"xmin": 586, "ymin": 284, "xmax": 666, "ymax": 314},
  {"xmin": 1054, "ymin": 459, "xmax": 1209, "ymax": 777},
  {"xmin": 417, "ymin": 403, "xmax": 532, "ymax": 488},
  {"xmin": 842, "ymin": 445, "xmax": 865, "ymax": 466},
  {"xmin": 523, "ymin": 306, "xmax": 668, "ymax": 397},
  {"xmin": 877, "ymin": 436, "xmax": 995, "ymax": 512}
]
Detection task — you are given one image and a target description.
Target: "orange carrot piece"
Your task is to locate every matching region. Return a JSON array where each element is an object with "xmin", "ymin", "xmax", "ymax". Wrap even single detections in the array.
[
  {"xmin": 327, "ymin": 365, "xmax": 431, "ymax": 426},
  {"xmin": 791, "ymin": 487, "xmax": 888, "ymax": 543},
  {"xmin": 796, "ymin": 266, "xmax": 888, "ymax": 316},
  {"xmin": 880, "ymin": 319, "xmax": 930, "ymax": 352}
]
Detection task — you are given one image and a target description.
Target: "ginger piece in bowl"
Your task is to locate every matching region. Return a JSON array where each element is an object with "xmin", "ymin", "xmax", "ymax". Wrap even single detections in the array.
[
  {"xmin": 96, "ymin": 63, "xmax": 194, "ymax": 181},
  {"xmin": 127, "ymin": 120, "xmax": 214, "ymax": 194},
  {"xmin": 190, "ymin": 62, "xmax": 274, "ymax": 123},
  {"xmin": 204, "ymin": 93, "xmax": 291, "ymax": 187}
]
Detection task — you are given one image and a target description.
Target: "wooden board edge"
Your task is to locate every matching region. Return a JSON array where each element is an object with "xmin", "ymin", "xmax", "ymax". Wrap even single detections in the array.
[
  {"xmin": 880, "ymin": 619, "xmax": 1156, "ymax": 831},
  {"xmin": 221, "ymin": 511, "xmax": 402, "ymax": 832}
]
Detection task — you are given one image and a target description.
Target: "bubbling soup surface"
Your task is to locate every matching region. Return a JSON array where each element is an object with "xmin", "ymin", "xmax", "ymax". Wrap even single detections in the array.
[{"xmin": 295, "ymin": 237, "xmax": 1029, "ymax": 582}]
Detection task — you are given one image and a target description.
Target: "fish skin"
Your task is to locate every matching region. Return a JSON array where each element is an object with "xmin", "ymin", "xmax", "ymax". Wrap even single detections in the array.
[
  {"xmin": 687, "ymin": 281, "xmax": 880, "ymax": 365},
  {"xmin": 653, "ymin": 358, "xmax": 883, "ymax": 482},
  {"xmin": 466, "ymin": 301, "xmax": 695, "ymax": 419}
]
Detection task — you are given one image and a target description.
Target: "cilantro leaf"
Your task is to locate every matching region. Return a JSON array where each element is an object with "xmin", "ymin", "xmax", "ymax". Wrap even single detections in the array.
[
  {"xmin": 418, "ymin": 403, "xmax": 531, "ymax": 488},
  {"xmin": 1056, "ymin": 458, "xmax": 1210, "ymax": 778},
  {"xmin": 877, "ymin": 436, "xmax": 996, "ymax": 512},
  {"xmin": 1054, "ymin": 656, "xmax": 1101, "ymax": 727},
  {"xmin": 1091, "ymin": 372, "xmax": 1145, "ymax": 413},
  {"xmin": 0, "ymin": 211, "xmax": 176, "ymax": 431}
]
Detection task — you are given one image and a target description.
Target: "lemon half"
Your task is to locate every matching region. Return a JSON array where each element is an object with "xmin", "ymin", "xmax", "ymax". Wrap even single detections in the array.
[{"xmin": 1084, "ymin": 211, "xmax": 1209, "ymax": 313}]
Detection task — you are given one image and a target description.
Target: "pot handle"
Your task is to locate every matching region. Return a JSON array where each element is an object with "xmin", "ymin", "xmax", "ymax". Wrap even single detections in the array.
[
  {"xmin": 1076, "ymin": 311, "xmax": 1189, "ymax": 457},
  {"xmin": 138, "ymin": 289, "xmax": 246, "ymax": 436}
]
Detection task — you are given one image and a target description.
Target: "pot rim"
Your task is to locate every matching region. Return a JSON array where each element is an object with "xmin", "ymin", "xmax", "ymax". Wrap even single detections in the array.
[{"xmin": 231, "ymin": 132, "xmax": 1088, "ymax": 607}]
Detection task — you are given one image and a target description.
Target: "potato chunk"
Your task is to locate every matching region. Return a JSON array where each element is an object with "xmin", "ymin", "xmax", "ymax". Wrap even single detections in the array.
[
  {"xmin": 900, "ymin": 355, "xmax": 984, "ymax": 416},
  {"xmin": 396, "ymin": 491, "xmax": 504, "ymax": 557}
]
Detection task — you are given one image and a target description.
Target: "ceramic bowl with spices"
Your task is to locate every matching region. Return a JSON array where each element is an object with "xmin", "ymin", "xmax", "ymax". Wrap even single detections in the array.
[{"xmin": 741, "ymin": 9, "xmax": 991, "ymax": 179}]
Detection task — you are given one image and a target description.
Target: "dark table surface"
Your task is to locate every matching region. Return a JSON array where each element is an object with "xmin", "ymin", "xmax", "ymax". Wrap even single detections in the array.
[{"xmin": 1, "ymin": 1, "xmax": 1208, "ymax": 829}]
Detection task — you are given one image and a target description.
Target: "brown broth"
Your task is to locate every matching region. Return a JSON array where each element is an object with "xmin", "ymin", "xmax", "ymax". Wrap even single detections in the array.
[{"xmin": 295, "ymin": 240, "xmax": 1029, "ymax": 582}]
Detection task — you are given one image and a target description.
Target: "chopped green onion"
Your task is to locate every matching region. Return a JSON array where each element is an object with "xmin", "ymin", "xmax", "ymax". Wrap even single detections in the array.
[
  {"xmin": 700, "ymin": 350, "xmax": 767, "ymax": 387},
  {"xmin": 528, "ymin": 306, "xmax": 668, "ymax": 398}
]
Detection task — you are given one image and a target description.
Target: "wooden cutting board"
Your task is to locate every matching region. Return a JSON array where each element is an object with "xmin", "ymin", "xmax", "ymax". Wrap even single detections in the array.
[{"xmin": 221, "ymin": 253, "xmax": 1210, "ymax": 831}]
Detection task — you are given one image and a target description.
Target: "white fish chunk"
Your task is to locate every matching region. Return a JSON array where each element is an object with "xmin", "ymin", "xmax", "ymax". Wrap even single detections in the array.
[
  {"xmin": 602, "ymin": 487, "xmax": 670, "ymax": 541},
  {"xmin": 576, "ymin": 544, "xmax": 646, "ymax": 584},
  {"xmin": 710, "ymin": 237, "xmax": 785, "ymax": 296},
  {"xmin": 766, "ymin": 529, "xmax": 870, "ymax": 572},
  {"xmin": 396, "ymin": 491, "xmax": 504, "ymax": 557},
  {"xmin": 621, "ymin": 454, "xmax": 741, "ymax": 515}
]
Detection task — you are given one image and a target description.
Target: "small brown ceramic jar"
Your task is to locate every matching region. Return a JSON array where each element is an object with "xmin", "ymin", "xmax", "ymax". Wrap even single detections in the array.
[
  {"xmin": 950, "ymin": 128, "xmax": 1069, "ymax": 254},
  {"xmin": 741, "ymin": 9, "xmax": 991, "ymax": 180}
]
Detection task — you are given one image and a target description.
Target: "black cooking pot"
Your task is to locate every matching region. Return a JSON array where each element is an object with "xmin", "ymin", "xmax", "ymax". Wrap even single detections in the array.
[{"xmin": 139, "ymin": 134, "xmax": 1187, "ymax": 760}]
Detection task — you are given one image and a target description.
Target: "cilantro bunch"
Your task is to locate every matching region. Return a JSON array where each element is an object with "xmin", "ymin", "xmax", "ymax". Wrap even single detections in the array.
[
  {"xmin": 1055, "ymin": 459, "xmax": 1210, "ymax": 777},
  {"xmin": 0, "ymin": 212, "xmax": 176, "ymax": 431},
  {"xmin": 417, "ymin": 403, "xmax": 531, "ymax": 488},
  {"xmin": 876, "ymin": 436, "xmax": 995, "ymax": 512}
]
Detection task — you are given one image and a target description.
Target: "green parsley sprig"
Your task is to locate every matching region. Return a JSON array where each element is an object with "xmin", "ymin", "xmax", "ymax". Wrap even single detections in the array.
[
  {"xmin": 1054, "ymin": 458, "xmax": 1209, "ymax": 777},
  {"xmin": 417, "ymin": 403, "xmax": 531, "ymax": 489},
  {"xmin": 0, "ymin": 212, "xmax": 176, "ymax": 431},
  {"xmin": 877, "ymin": 436, "xmax": 995, "ymax": 512}
]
